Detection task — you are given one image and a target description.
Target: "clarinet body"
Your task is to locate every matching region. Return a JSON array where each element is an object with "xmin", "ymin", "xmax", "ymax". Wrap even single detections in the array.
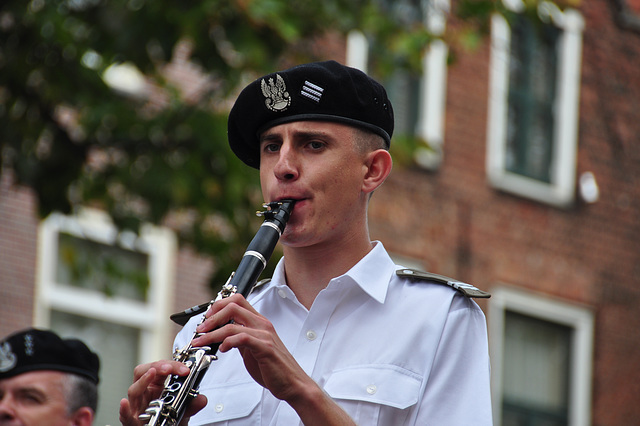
[{"xmin": 139, "ymin": 200, "xmax": 295, "ymax": 426}]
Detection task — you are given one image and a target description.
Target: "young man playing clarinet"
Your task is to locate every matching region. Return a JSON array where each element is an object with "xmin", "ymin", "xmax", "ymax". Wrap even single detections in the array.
[{"xmin": 120, "ymin": 60, "xmax": 493, "ymax": 426}]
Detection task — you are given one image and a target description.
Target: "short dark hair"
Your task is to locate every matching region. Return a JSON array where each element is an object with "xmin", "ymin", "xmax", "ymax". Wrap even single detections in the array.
[
  {"xmin": 353, "ymin": 127, "xmax": 387, "ymax": 154},
  {"xmin": 64, "ymin": 373, "xmax": 98, "ymax": 415}
]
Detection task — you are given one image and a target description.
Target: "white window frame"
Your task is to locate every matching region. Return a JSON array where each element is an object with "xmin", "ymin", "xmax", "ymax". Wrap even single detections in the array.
[
  {"xmin": 486, "ymin": 3, "xmax": 584, "ymax": 207},
  {"xmin": 34, "ymin": 208, "xmax": 176, "ymax": 362},
  {"xmin": 489, "ymin": 286, "xmax": 594, "ymax": 426},
  {"xmin": 346, "ymin": 0, "xmax": 450, "ymax": 170}
]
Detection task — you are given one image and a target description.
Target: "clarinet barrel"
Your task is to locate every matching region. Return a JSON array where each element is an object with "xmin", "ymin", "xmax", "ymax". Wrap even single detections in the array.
[{"xmin": 229, "ymin": 199, "xmax": 295, "ymax": 298}]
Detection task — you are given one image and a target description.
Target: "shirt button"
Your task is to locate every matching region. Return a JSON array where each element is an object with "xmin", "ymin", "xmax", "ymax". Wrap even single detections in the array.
[
  {"xmin": 366, "ymin": 384, "xmax": 377, "ymax": 395},
  {"xmin": 215, "ymin": 403, "xmax": 224, "ymax": 413},
  {"xmin": 306, "ymin": 330, "xmax": 317, "ymax": 341},
  {"xmin": 277, "ymin": 289, "xmax": 287, "ymax": 299}
]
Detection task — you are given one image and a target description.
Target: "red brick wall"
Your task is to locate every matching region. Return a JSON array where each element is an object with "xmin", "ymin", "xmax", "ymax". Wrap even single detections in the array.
[
  {"xmin": 370, "ymin": 1, "xmax": 640, "ymax": 425},
  {"xmin": 0, "ymin": 172, "xmax": 39, "ymax": 337},
  {"xmin": 577, "ymin": 2, "xmax": 640, "ymax": 425},
  {"xmin": 170, "ymin": 246, "xmax": 216, "ymax": 337}
]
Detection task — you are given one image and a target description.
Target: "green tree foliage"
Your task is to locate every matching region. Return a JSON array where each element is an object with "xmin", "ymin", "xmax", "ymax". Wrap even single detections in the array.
[
  {"xmin": 0, "ymin": 0, "xmax": 571, "ymax": 288},
  {"xmin": 0, "ymin": 0, "xmax": 375, "ymax": 287}
]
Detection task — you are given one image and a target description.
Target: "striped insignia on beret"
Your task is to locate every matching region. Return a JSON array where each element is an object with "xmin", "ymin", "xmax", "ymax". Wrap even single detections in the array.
[{"xmin": 301, "ymin": 80, "xmax": 324, "ymax": 103}]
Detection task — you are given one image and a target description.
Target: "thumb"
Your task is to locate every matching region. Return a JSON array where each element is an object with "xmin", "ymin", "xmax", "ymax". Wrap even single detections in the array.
[{"xmin": 179, "ymin": 394, "xmax": 208, "ymax": 426}]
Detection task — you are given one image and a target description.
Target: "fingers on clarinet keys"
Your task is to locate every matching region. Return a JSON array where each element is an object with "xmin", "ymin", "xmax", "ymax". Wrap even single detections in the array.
[{"xmin": 138, "ymin": 401, "xmax": 160, "ymax": 423}]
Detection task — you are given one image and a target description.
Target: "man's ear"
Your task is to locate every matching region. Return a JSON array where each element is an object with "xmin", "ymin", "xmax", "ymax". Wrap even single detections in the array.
[
  {"xmin": 362, "ymin": 149, "xmax": 393, "ymax": 194},
  {"xmin": 70, "ymin": 407, "xmax": 94, "ymax": 426}
]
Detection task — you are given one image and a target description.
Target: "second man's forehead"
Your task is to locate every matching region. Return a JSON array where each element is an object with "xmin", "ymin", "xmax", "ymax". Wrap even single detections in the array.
[{"xmin": 1, "ymin": 370, "xmax": 67, "ymax": 391}]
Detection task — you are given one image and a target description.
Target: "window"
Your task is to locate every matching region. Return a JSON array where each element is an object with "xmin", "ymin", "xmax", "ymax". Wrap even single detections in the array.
[
  {"xmin": 506, "ymin": 13, "xmax": 560, "ymax": 183},
  {"xmin": 502, "ymin": 311, "xmax": 571, "ymax": 424},
  {"xmin": 486, "ymin": 2, "xmax": 584, "ymax": 207},
  {"xmin": 346, "ymin": 0, "xmax": 450, "ymax": 170},
  {"xmin": 489, "ymin": 287, "xmax": 594, "ymax": 426},
  {"xmin": 35, "ymin": 209, "xmax": 176, "ymax": 426},
  {"xmin": 616, "ymin": 0, "xmax": 640, "ymax": 32}
]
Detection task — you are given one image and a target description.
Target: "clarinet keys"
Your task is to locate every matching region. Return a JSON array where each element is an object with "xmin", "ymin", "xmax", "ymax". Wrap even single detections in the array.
[
  {"xmin": 139, "ymin": 400, "xmax": 161, "ymax": 423},
  {"xmin": 138, "ymin": 348, "xmax": 214, "ymax": 426}
]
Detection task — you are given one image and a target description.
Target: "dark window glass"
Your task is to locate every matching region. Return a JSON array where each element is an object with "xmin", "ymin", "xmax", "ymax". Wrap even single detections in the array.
[
  {"xmin": 506, "ymin": 15, "xmax": 560, "ymax": 183},
  {"xmin": 502, "ymin": 310, "xmax": 571, "ymax": 426}
]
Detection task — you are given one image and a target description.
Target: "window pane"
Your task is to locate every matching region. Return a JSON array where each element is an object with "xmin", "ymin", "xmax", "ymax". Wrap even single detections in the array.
[
  {"xmin": 56, "ymin": 232, "xmax": 149, "ymax": 300},
  {"xmin": 502, "ymin": 310, "xmax": 571, "ymax": 426},
  {"xmin": 506, "ymin": 15, "xmax": 560, "ymax": 183},
  {"xmin": 384, "ymin": 71, "xmax": 421, "ymax": 136},
  {"xmin": 51, "ymin": 310, "xmax": 140, "ymax": 426},
  {"xmin": 370, "ymin": 0, "xmax": 424, "ymax": 138}
]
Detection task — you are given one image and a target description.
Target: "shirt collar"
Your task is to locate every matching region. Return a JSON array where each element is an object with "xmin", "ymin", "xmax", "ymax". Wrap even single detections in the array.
[
  {"xmin": 339, "ymin": 241, "xmax": 396, "ymax": 303},
  {"xmin": 269, "ymin": 241, "xmax": 396, "ymax": 304}
]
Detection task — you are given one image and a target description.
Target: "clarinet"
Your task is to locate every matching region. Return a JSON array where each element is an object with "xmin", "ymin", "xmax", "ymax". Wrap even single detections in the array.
[{"xmin": 139, "ymin": 200, "xmax": 295, "ymax": 426}]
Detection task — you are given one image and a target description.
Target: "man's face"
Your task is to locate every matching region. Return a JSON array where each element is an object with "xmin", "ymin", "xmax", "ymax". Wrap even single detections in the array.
[
  {"xmin": 0, "ymin": 371, "xmax": 74, "ymax": 426},
  {"xmin": 259, "ymin": 121, "xmax": 371, "ymax": 248}
]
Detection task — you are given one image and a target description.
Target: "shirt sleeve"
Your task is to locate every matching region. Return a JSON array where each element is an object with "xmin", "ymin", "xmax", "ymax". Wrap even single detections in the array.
[{"xmin": 414, "ymin": 294, "xmax": 493, "ymax": 425}]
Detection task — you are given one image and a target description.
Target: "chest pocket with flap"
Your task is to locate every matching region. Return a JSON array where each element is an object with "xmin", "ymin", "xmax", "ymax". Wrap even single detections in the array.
[{"xmin": 324, "ymin": 364, "xmax": 423, "ymax": 424}]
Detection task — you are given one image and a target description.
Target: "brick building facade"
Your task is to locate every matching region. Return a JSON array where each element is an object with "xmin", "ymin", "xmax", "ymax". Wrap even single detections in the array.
[
  {"xmin": 369, "ymin": 1, "xmax": 640, "ymax": 424},
  {"xmin": 1, "ymin": 1, "xmax": 639, "ymax": 425}
]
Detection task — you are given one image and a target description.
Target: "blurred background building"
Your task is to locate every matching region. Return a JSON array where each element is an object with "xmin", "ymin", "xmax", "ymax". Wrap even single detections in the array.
[{"xmin": 1, "ymin": 1, "xmax": 639, "ymax": 425}]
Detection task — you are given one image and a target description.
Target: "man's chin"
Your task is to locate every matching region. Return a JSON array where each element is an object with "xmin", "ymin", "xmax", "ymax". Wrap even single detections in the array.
[{"xmin": 279, "ymin": 229, "xmax": 306, "ymax": 248}]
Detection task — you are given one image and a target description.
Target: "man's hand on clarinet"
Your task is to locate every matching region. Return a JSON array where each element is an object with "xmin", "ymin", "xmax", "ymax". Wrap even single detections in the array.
[{"xmin": 119, "ymin": 360, "xmax": 207, "ymax": 426}]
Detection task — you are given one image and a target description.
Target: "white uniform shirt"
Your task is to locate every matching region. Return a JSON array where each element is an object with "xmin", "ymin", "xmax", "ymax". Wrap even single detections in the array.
[{"xmin": 175, "ymin": 242, "xmax": 493, "ymax": 425}]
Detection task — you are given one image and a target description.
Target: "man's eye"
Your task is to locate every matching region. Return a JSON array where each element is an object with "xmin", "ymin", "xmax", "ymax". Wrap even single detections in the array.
[
  {"xmin": 263, "ymin": 143, "xmax": 280, "ymax": 152},
  {"xmin": 308, "ymin": 141, "xmax": 324, "ymax": 150},
  {"xmin": 19, "ymin": 392, "xmax": 44, "ymax": 405}
]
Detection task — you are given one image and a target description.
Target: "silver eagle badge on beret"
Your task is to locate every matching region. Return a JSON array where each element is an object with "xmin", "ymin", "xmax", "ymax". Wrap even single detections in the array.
[
  {"xmin": 0, "ymin": 342, "xmax": 17, "ymax": 373},
  {"xmin": 261, "ymin": 74, "xmax": 290, "ymax": 112}
]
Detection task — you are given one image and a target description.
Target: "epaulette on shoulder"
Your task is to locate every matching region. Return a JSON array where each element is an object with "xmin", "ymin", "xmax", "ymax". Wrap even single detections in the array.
[
  {"xmin": 396, "ymin": 269, "xmax": 491, "ymax": 299},
  {"xmin": 169, "ymin": 278, "xmax": 273, "ymax": 326}
]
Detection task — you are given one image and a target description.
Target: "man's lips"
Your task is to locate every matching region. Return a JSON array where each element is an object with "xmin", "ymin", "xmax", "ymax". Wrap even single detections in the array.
[
  {"xmin": 274, "ymin": 196, "xmax": 307, "ymax": 204},
  {"xmin": 273, "ymin": 197, "xmax": 307, "ymax": 217}
]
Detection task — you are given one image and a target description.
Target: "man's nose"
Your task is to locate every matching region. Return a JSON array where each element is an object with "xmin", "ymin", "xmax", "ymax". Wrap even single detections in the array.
[
  {"xmin": 273, "ymin": 145, "xmax": 299, "ymax": 181},
  {"xmin": 0, "ymin": 394, "xmax": 17, "ymax": 420}
]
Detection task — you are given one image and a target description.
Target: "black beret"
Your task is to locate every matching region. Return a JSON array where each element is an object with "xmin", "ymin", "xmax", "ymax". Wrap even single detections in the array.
[
  {"xmin": 0, "ymin": 328, "xmax": 100, "ymax": 384},
  {"xmin": 228, "ymin": 60, "xmax": 394, "ymax": 168}
]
